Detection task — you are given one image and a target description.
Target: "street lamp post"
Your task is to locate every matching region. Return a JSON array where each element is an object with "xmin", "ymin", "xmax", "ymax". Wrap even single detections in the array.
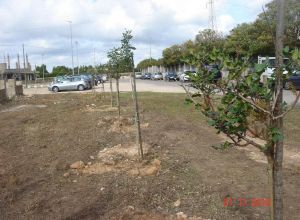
[
  {"xmin": 75, "ymin": 41, "xmax": 79, "ymax": 75},
  {"xmin": 42, "ymin": 54, "xmax": 45, "ymax": 82},
  {"xmin": 67, "ymin": 20, "xmax": 75, "ymax": 75}
]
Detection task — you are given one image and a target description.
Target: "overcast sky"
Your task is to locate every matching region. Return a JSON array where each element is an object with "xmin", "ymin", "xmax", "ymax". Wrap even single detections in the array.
[{"xmin": 0, "ymin": 0, "xmax": 271, "ymax": 71}]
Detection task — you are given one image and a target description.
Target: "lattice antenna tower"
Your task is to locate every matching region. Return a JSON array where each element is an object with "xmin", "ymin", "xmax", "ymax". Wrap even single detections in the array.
[{"xmin": 207, "ymin": 0, "xmax": 217, "ymax": 31}]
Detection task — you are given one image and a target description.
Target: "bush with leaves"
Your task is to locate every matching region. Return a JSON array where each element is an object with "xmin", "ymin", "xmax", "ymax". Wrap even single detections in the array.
[{"xmin": 183, "ymin": 47, "xmax": 300, "ymax": 219}]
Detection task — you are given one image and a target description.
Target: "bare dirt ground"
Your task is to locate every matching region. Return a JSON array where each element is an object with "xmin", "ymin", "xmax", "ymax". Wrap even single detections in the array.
[{"xmin": 0, "ymin": 93, "xmax": 299, "ymax": 220}]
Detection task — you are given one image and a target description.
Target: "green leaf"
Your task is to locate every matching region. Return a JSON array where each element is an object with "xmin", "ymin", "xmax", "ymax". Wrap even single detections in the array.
[
  {"xmin": 208, "ymin": 119, "xmax": 216, "ymax": 126},
  {"xmin": 283, "ymin": 46, "xmax": 290, "ymax": 54}
]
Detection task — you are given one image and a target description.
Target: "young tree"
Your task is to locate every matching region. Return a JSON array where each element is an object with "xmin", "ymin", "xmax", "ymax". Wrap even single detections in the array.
[
  {"xmin": 119, "ymin": 29, "xmax": 144, "ymax": 158},
  {"xmin": 182, "ymin": 1, "xmax": 300, "ymax": 219},
  {"xmin": 107, "ymin": 47, "xmax": 122, "ymax": 118}
]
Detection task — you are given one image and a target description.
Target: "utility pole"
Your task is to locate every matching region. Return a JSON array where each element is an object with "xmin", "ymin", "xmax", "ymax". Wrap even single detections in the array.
[
  {"xmin": 7, "ymin": 54, "xmax": 10, "ymax": 69},
  {"xmin": 94, "ymin": 47, "xmax": 96, "ymax": 67},
  {"xmin": 75, "ymin": 41, "xmax": 79, "ymax": 75},
  {"xmin": 22, "ymin": 44, "xmax": 28, "ymax": 87},
  {"xmin": 22, "ymin": 44, "xmax": 26, "ymax": 69},
  {"xmin": 42, "ymin": 54, "xmax": 45, "ymax": 82},
  {"xmin": 149, "ymin": 37, "xmax": 153, "ymax": 74},
  {"xmin": 207, "ymin": 0, "xmax": 216, "ymax": 31},
  {"xmin": 67, "ymin": 21, "xmax": 75, "ymax": 75}
]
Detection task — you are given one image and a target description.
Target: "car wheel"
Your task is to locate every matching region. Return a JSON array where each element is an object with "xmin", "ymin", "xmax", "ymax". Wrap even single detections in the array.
[
  {"xmin": 78, "ymin": 84, "xmax": 85, "ymax": 91},
  {"xmin": 52, "ymin": 86, "xmax": 59, "ymax": 92}
]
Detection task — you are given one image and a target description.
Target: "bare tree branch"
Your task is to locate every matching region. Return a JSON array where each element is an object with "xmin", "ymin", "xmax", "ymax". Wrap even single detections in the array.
[
  {"xmin": 236, "ymin": 93, "xmax": 272, "ymax": 116},
  {"xmin": 272, "ymin": 91, "xmax": 280, "ymax": 112},
  {"xmin": 181, "ymin": 83, "xmax": 201, "ymax": 105}
]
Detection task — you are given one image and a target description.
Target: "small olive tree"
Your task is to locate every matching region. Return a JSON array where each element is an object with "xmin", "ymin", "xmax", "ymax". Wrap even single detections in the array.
[
  {"xmin": 107, "ymin": 30, "xmax": 144, "ymax": 158},
  {"xmin": 107, "ymin": 47, "xmax": 122, "ymax": 118}
]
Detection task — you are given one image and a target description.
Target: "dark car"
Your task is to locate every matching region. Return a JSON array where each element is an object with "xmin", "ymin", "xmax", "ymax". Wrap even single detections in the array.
[
  {"xmin": 141, "ymin": 73, "xmax": 151, "ymax": 80},
  {"xmin": 95, "ymin": 75, "xmax": 104, "ymax": 85},
  {"xmin": 205, "ymin": 64, "xmax": 222, "ymax": 82},
  {"xmin": 284, "ymin": 71, "xmax": 300, "ymax": 90},
  {"xmin": 165, "ymin": 72, "xmax": 178, "ymax": 81}
]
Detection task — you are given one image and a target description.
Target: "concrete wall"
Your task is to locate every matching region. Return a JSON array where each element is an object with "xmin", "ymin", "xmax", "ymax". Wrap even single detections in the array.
[
  {"xmin": 0, "ymin": 79, "xmax": 22, "ymax": 101},
  {"xmin": 6, "ymin": 79, "xmax": 16, "ymax": 99},
  {"xmin": 0, "ymin": 80, "xmax": 7, "ymax": 102}
]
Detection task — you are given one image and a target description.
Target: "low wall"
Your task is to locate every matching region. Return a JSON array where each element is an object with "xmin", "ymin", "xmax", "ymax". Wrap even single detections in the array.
[
  {"xmin": 15, "ymin": 81, "xmax": 23, "ymax": 96},
  {"xmin": 6, "ymin": 79, "xmax": 16, "ymax": 99},
  {"xmin": 0, "ymin": 80, "xmax": 7, "ymax": 102}
]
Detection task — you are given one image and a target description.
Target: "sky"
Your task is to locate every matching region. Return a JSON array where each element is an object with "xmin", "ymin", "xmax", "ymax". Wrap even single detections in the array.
[{"xmin": 0, "ymin": 0, "xmax": 271, "ymax": 71}]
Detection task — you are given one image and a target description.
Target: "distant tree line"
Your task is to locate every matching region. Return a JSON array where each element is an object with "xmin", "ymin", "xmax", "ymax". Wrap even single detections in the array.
[
  {"xmin": 34, "ymin": 64, "xmax": 110, "ymax": 78},
  {"xmin": 136, "ymin": 0, "xmax": 300, "ymax": 70}
]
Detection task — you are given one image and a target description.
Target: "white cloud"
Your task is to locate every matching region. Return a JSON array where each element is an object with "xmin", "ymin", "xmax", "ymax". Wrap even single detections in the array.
[{"xmin": 0, "ymin": 0, "xmax": 272, "ymax": 71}]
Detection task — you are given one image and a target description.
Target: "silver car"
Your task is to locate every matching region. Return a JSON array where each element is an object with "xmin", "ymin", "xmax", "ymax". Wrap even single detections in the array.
[{"xmin": 48, "ymin": 76, "xmax": 89, "ymax": 92}]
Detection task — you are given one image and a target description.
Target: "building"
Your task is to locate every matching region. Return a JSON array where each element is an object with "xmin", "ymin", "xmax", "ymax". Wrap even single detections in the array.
[{"xmin": 0, "ymin": 54, "xmax": 35, "ymax": 81}]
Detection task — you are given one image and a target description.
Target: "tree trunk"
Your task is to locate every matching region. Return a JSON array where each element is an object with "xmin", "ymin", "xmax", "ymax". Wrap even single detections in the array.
[
  {"xmin": 130, "ymin": 56, "xmax": 143, "ymax": 159},
  {"xmin": 273, "ymin": 0, "xmax": 285, "ymax": 219},
  {"xmin": 116, "ymin": 73, "xmax": 120, "ymax": 119},
  {"xmin": 109, "ymin": 73, "xmax": 113, "ymax": 107},
  {"xmin": 267, "ymin": 155, "xmax": 275, "ymax": 220}
]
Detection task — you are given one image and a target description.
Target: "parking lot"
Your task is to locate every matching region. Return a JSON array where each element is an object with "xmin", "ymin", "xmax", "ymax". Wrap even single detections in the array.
[{"xmin": 23, "ymin": 78, "xmax": 299, "ymax": 106}]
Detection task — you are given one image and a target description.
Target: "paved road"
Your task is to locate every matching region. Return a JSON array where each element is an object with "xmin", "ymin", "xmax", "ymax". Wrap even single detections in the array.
[{"xmin": 24, "ymin": 78, "xmax": 299, "ymax": 106}]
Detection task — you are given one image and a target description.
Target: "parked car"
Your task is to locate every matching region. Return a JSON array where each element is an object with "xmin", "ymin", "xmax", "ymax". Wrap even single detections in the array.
[
  {"xmin": 95, "ymin": 75, "xmax": 108, "ymax": 85},
  {"xmin": 135, "ymin": 72, "xmax": 142, "ymax": 79},
  {"xmin": 258, "ymin": 56, "xmax": 289, "ymax": 82},
  {"xmin": 48, "ymin": 76, "xmax": 89, "ymax": 92},
  {"xmin": 141, "ymin": 73, "xmax": 151, "ymax": 80},
  {"xmin": 79, "ymin": 74, "xmax": 93, "ymax": 89},
  {"xmin": 179, "ymin": 71, "xmax": 196, "ymax": 82},
  {"xmin": 151, "ymin": 72, "xmax": 163, "ymax": 80},
  {"xmin": 284, "ymin": 71, "xmax": 300, "ymax": 90},
  {"xmin": 164, "ymin": 72, "xmax": 178, "ymax": 81},
  {"xmin": 205, "ymin": 64, "xmax": 222, "ymax": 82}
]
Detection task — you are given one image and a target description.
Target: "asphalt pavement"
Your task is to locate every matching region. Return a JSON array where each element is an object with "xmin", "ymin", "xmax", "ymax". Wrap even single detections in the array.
[{"xmin": 24, "ymin": 78, "xmax": 299, "ymax": 106}]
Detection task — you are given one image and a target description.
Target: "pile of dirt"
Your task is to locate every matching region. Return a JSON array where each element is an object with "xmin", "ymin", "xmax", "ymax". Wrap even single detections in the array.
[
  {"xmin": 111, "ymin": 206, "xmax": 211, "ymax": 220},
  {"xmin": 70, "ymin": 143, "xmax": 161, "ymax": 176},
  {"xmin": 108, "ymin": 117, "xmax": 149, "ymax": 133}
]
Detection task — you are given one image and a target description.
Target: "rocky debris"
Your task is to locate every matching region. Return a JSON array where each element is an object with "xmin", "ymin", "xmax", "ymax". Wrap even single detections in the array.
[
  {"xmin": 63, "ymin": 172, "xmax": 70, "ymax": 177},
  {"xmin": 112, "ymin": 207, "xmax": 212, "ymax": 220},
  {"xmin": 128, "ymin": 159, "xmax": 161, "ymax": 176},
  {"xmin": 70, "ymin": 161, "xmax": 85, "ymax": 169},
  {"xmin": 89, "ymin": 155, "xmax": 95, "ymax": 160},
  {"xmin": 98, "ymin": 143, "xmax": 151, "ymax": 161},
  {"xmin": 176, "ymin": 212, "xmax": 188, "ymax": 219},
  {"xmin": 174, "ymin": 199, "xmax": 181, "ymax": 207}
]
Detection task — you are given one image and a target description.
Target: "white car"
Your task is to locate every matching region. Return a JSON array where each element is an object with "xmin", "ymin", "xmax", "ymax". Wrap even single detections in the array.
[
  {"xmin": 258, "ymin": 56, "xmax": 288, "ymax": 82},
  {"xmin": 135, "ymin": 72, "xmax": 142, "ymax": 79},
  {"xmin": 151, "ymin": 73, "xmax": 163, "ymax": 80},
  {"xmin": 179, "ymin": 71, "xmax": 196, "ymax": 82}
]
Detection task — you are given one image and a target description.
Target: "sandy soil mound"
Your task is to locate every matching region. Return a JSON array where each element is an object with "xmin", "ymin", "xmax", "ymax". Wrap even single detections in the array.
[
  {"xmin": 111, "ymin": 206, "xmax": 211, "ymax": 220},
  {"xmin": 71, "ymin": 143, "xmax": 160, "ymax": 176},
  {"xmin": 109, "ymin": 118, "xmax": 149, "ymax": 133}
]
